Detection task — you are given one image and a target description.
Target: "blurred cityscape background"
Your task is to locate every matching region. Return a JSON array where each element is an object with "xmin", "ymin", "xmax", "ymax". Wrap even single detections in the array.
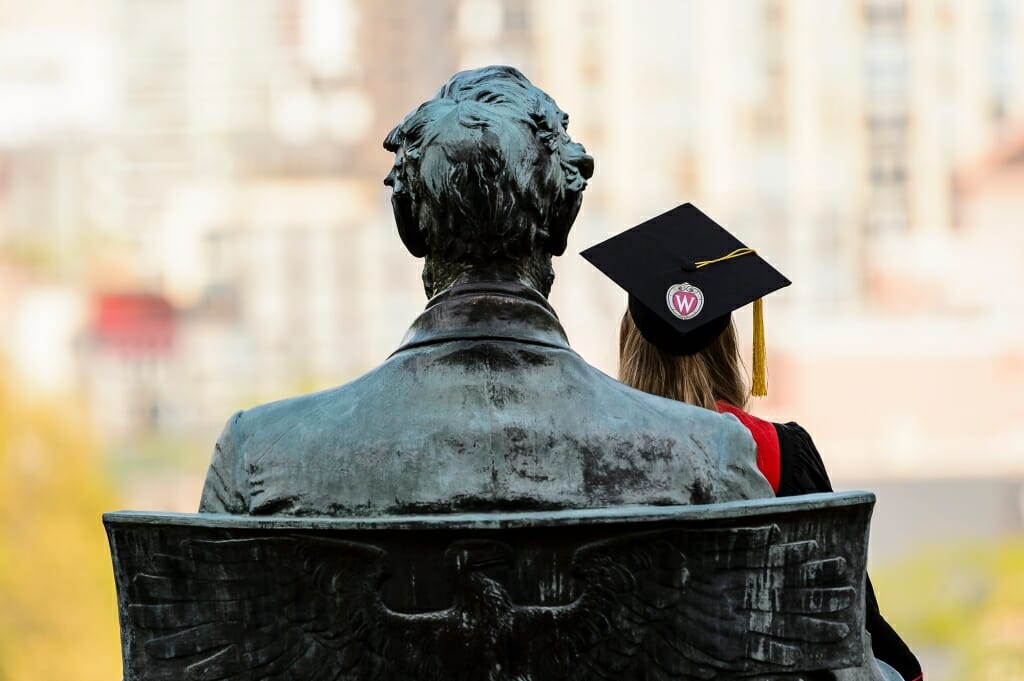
[{"xmin": 0, "ymin": 0, "xmax": 1022, "ymax": 679}]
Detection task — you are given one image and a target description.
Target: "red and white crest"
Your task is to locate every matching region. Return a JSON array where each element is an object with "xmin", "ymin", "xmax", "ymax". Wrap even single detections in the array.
[{"xmin": 666, "ymin": 283, "xmax": 704, "ymax": 320}]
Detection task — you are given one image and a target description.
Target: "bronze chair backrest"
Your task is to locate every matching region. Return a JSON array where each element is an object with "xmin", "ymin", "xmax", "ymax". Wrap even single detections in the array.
[{"xmin": 105, "ymin": 491, "xmax": 875, "ymax": 681}]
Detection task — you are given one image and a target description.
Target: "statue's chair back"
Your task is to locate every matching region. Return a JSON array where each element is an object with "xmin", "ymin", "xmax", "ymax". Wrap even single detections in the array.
[{"xmin": 105, "ymin": 491, "xmax": 879, "ymax": 681}]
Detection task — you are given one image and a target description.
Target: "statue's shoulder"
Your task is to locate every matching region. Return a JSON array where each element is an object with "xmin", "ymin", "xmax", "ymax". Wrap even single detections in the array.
[
  {"xmin": 579, "ymin": 362, "xmax": 751, "ymax": 437},
  {"xmin": 230, "ymin": 370, "xmax": 381, "ymax": 446}
]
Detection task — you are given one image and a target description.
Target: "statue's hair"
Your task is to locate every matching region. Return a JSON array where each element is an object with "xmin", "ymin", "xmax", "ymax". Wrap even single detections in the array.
[{"xmin": 384, "ymin": 65, "xmax": 593, "ymax": 264}]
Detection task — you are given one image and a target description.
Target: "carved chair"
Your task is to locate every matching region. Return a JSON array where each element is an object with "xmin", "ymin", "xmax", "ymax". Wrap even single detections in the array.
[{"xmin": 105, "ymin": 491, "xmax": 890, "ymax": 680}]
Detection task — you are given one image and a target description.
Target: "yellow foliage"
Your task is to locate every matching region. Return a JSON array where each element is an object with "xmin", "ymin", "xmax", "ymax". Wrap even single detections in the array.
[
  {"xmin": 874, "ymin": 540, "xmax": 1024, "ymax": 681},
  {"xmin": 0, "ymin": 368, "xmax": 122, "ymax": 681}
]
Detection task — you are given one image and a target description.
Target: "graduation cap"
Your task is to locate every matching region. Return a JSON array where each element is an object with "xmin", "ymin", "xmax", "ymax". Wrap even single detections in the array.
[{"xmin": 581, "ymin": 202, "xmax": 790, "ymax": 396}]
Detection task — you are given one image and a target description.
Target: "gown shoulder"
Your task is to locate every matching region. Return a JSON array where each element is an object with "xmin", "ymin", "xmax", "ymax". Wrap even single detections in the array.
[{"xmin": 774, "ymin": 421, "xmax": 834, "ymax": 497}]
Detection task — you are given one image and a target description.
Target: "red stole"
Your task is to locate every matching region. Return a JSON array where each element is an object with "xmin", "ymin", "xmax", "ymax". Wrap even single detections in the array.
[{"xmin": 715, "ymin": 401, "xmax": 780, "ymax": 494}]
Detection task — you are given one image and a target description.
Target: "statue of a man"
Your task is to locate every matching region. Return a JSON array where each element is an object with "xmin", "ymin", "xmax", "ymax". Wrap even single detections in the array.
[{"xmin": 199, "ymin": 66, "xmax": 770, "ymax": 516}]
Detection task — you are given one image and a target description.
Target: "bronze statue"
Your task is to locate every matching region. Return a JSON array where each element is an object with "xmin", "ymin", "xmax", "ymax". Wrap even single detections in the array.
[
  {"xmin": 198, "ymin": 65, "xmax": 770, "ymax": 516},
  {"xmin": 110, "ymin": 66, "xmax": 899, "ymax": 681}
]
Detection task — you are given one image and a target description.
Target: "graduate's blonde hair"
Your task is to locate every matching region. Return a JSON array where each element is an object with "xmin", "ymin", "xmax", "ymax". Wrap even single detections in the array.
[{"xmin": 618, "ymin": 310, "xmax": 748, "ymax": 411}]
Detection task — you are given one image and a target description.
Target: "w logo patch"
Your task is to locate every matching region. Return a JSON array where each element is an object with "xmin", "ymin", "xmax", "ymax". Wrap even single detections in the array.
[{"xmin": 666, "ymin": 283, "xmax": 704, "ymax": 320}]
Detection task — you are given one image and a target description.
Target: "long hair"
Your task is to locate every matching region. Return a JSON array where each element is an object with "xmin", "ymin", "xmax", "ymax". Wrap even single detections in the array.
[{"xmin": 618, "ymin": 310, "xmax": 748, "ymax": 411}]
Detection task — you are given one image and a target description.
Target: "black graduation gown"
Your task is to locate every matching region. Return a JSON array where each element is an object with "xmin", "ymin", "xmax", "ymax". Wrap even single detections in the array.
[{"xmin": 774, "ymin": 422, "xmax": 922, "ymax": 681}]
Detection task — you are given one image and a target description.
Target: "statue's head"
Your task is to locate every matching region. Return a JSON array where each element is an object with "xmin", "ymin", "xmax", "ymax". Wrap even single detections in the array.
[{"xmin": 384, "ymin": 65, "xmax": 594, "ymax": 297}]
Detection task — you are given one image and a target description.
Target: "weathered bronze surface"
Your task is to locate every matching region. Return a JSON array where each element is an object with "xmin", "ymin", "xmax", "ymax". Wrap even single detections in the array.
[
  {"xmin": 107, "ymin": 492, "xmax": 889, "ymax": 680},
  {"xmin": 106, "ymin": 66, "xmax": 899, "ymax": 680},
  {"xmin": 197, "ymin": 65, "xmax": 771, "ymax": 517}
]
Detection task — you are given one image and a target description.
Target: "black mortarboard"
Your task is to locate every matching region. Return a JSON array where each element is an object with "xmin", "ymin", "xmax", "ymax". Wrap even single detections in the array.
[{"xmin": 580, "ymin": 202, "xmax": 791, "ymax": 395}]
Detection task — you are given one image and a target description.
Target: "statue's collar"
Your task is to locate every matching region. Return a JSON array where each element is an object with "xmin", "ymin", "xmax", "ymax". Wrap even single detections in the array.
[{"xmin": 392, "ymin": 280, "xmax": 570, "ymax": 355}]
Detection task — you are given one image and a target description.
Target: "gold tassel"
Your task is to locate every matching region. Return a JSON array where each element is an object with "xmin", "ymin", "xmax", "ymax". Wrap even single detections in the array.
[{"xmin": 751, "ymin": 297, "xmax": 768, "ymax": 397}]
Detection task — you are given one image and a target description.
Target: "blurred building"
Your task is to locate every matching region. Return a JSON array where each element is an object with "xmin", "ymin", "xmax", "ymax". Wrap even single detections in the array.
[
  {"xmin": 0, "ymin": 0, "xmax": 1022, "ymax": 478},
  {"xmin": 762, "ymin": 122, "xmax": 1024, "ymax": 484},
  {"xmin": 527, "ymin": 0, "xmax": 1024, "ymax": 307},
  {"xmin": 81, "ymin": 292, "xmax": 179, "ymax": 435}
]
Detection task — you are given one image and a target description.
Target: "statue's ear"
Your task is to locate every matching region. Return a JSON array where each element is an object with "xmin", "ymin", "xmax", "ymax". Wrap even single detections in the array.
[
  {"xmin": 545, "ymin": 142, "xmax": 593, "ymax": 256},
  {"xmin": 392, "ymin": 193, "xmax": 429, "ymax": 258},
  {"xmin": 545, "ymin": 193, "xmax": 582, "ymax": 256}
]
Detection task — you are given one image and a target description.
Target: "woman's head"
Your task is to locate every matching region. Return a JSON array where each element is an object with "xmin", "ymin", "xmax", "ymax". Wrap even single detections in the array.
[
  {"xmin": 582, "ymin": 203, "xmax": 789, "ymax": 406},
  {"xmin": 618, "ymin": 309, "xmax": 748, "ymax": 410}
]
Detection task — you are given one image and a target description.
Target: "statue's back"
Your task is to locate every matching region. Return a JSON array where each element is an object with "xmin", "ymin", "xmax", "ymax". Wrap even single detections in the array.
[{"xmin": 200, "ymin": 281, "xmax": 768, "ymax": 516}]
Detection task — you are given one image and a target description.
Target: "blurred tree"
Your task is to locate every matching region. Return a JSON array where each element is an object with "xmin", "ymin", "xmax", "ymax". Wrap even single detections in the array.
[
  {"xmin": 0, "ymin": 363, "xmax": 121, "ymax": 681},
  {"xmin": 874, "ymin": 540, "xmax": 1024, "ymax": 680}
]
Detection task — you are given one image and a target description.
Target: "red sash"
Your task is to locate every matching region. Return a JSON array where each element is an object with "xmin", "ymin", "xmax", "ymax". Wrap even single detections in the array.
[{"xmin": 715, "ymin": 401, "xmax": 780, "ymax": 493}]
